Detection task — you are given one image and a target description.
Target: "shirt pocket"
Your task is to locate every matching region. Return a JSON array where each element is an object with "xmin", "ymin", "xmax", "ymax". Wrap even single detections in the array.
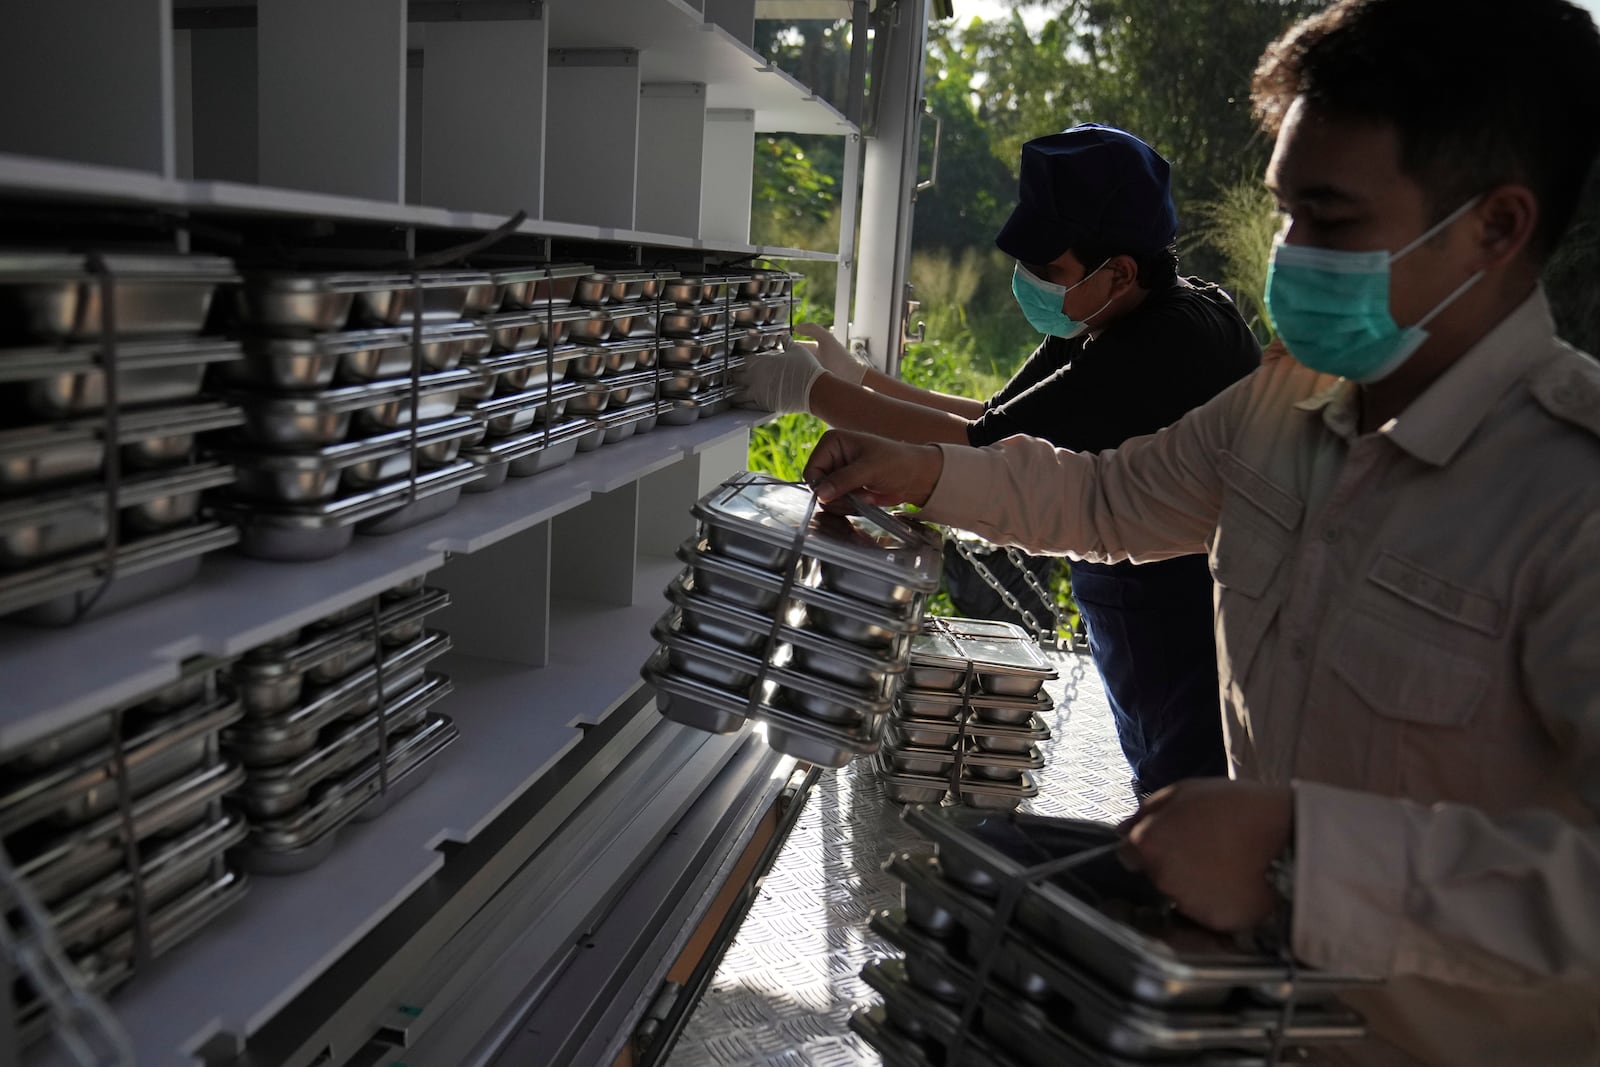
[
  {"xmin": 1208, "ymin": 452, "xmax": 1302, "ymax": 685},
  {"xmin": 1330, "ymin": 590, "xmax": 1494, "ymax": 729}
]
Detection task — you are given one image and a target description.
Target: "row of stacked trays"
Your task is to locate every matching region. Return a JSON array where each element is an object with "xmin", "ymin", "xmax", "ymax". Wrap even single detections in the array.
[
  {"xmin": 0, "ymin": 252, "xmax": 246, "ymax": 623},
  {"xmin": 853, "ymin": 805, "xmax": 1374, "ymax": 1066},
  {"xmin": 876, "ymin": 617, "xmax": 1058, "ymax": 812},
  {"xmin": 642, "ymin": 472, "xmax": 943, "ymax": 767},
  {"xmin": 0, "ymin": 658, "xmax": 248, "ymax": 1047},
  {"xmin": 224, "ymin": 574, "xmax": 458, "ymax": 872},
  {"xmin": 214, "ymin": 269, "xmax": 502, "ymax": 561}
]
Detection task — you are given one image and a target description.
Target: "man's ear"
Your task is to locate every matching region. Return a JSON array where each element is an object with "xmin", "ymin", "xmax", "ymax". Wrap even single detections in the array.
[
  {"xmin": 1474, "ymin": 183, "xmax": 1539, "ymax": 270},
  {"xmin": 1106, "ymin": 253, "xmax": 1142, "ymax": 297}
]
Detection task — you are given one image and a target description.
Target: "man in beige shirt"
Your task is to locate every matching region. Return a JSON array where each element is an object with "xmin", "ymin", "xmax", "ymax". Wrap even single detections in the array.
[{"xmin": 804, "ymin": 0, "xmax": 1600, "ymax": 1062}]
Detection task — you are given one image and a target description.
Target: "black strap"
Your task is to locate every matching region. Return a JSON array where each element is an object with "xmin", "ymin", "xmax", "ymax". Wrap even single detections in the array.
[
  {"xmin": 70, "ymin": 255, "xmax": 124, "ymax": 623},
  {"xmin": 741, "ymin": 479, "xmax": 819, "ymax": 720},
  {"xmin": 107, "ymin": 706, "xmax": 154, "ymax": 970},
  {"xmin": 945, "ymin": 660, "xmax": 976, "ymax": 802},
  {"xmin": 369, "ymin": 597, "xmax": 392, "ymax": 795},
  {"xmin": 381, "ymin": 210, "xmax": 529, "ymax": 271},
  {"xmin": 404, "ymin": 273, "xmax": 423, "ymax": 506}
]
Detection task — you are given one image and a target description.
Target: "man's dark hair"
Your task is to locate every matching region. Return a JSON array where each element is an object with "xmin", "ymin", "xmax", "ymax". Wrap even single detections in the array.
[
  {"xmin": 1251, "ymin": 0, "xmax": 1600, "ymax": 259},
  {"xmin": 1059, "ymin": 243, "xmax": 1180, "ymax": 289}
]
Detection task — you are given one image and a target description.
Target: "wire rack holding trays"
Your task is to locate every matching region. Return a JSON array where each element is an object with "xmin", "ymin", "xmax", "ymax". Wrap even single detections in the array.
[
  {"xmin": 854, "ymin": 803, "xmax": 1380, "ymax": 1066},
  {"xmin": 641, "ymin": 471, "xmax": 943, "ymax": 768}
]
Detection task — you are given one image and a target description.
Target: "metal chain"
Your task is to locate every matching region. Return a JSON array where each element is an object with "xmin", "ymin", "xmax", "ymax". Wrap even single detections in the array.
[
  {"xmin": 948, "ymin": 538, "xmax": 1054, "ymax": 644},
  {"xmin": 0, "ymin": 843, "xmax": 133, "ymax": 1067}
]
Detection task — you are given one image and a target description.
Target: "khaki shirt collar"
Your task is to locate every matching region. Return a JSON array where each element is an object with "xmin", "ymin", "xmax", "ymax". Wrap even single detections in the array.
[{"xmin": 1292, "ymin": 287, "xmax": 1557, "ymax": 463}]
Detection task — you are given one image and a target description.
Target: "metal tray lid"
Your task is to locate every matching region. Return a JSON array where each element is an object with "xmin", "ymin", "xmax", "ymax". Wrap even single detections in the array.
[
  {"xmin": 0, "ymin": 252, "xmax": 238, "ymax": 282},
  {"xmin": 0, "ymin": 400, "xmax": 242, "ymax": 459},
  {"xmin": 0, "ymin": 336, "xmax": 243, "ymax": 383},
  {"xmin": 236, "ymin": 675, "xmax": 447, "ymax": 796},
  {"xmin": 897, "ymin": 686, "xmax": 1054, "ymax": 715},
  {"xmin": 465, "ymin": 346, "xmax": 586, "ymax": 377},
  {"xmin": 477, "ymin": 305, "xmax": 594, "ymax": 329},
  {"xmin": 244, "ymin": 270, "xmax": 492, "ymax": 293},
  {"xmin": 463, "ymin": 378, "xmax": 588, "ymax": 418},
  {"xmin": 0, "ymin": 461, "xmax": 235, "ymax": 534},
  {"xmin": 579, "ymin": 367, "xmax": 658, "ymax": 392},
  {"xmin": 692, "ymin": 474, "xmax": 942, "ymax": 592},
  {"xmin": 226, "ymin": 366, "xmax": 477, "ymax": 415},
  {"xmin": 0, "ymin": 521, "xmax": 237, "ymax": 619},
  {"xmin": 911, "ymin": 617, "xmax": 1058, "ymax": 681},
  {"xmin": 676, "ymin": 536, "xmax": 927, "ymax": 632},
  {"xmin": 462, "ymin": 416, "xmax": 591, "ymax": 462},
  {"xmin": 236, "ymin": 588, "xmax": 449, "ymax": 678},
  {"xmin": 584, "ymin": 269, "xmax": 678, "ymax": 284},
  {"xmin": 893, "ymin": 711, "xmax": 1053, "ymax": 744},
  {"xmin": 488, "ymin": 263, "xmax": 594, "ymax": 284},
  {"xmin": 600, "ymin": 335, "xmax": 665, "ymax": 355},
  {"xmin": 215, "ymin": 414, "xmax": 479, "ymax": 473}
]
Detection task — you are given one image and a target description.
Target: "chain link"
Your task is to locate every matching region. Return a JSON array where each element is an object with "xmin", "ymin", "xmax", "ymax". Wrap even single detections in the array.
[
  {"xmin": 949, "ymin": 538, "xmax": 1056, "ymax": 644},
  {"xmin": 0, "ymin": 842, "xmax": 133, "ymax": 1066}
]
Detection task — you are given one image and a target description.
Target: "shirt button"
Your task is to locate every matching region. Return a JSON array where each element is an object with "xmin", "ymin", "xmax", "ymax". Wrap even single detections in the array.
[
  {"xmin": 1291, "ymin": 641, "xmax": 1308, "ymax": 661},
  {"xmin": 1321, "ymin": 527, "xmax": 1341, "ymax": 545}
]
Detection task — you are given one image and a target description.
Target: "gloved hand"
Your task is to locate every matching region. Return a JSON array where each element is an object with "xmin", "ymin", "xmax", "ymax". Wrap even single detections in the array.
[
  {"xmin": 733, "ymin": 340, "xmax": 826, "ymax": 414},
  {"xmin": 794, "ymin": 322, "xmax": 868, "ymax": 385}
]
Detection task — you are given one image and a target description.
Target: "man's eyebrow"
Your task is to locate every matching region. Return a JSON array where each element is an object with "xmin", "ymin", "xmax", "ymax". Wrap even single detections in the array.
[{"xmin": 1267, "ymin": 179, "xmax": 1364, "ymax": 206}]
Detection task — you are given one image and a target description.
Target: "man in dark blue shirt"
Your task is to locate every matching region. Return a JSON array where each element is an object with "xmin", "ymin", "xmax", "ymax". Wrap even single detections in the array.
[{"xmin": 736, "ymin": 124, "xmax": 1260, "ymax": 793}]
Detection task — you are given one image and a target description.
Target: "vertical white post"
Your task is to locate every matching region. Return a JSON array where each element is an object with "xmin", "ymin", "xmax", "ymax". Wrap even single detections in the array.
[
  {"xmin": 700, "ymin": 109, "xmax": 755, "ymax": 245},
  {"xmin": 636, "ymin": 84, "xmax": 706, "ymax": 237},
  {"xmin": 190, "ymin": 28, "xmax": 259, "ymax": 183},
  {"xmin": 420, "ymin": 19, "xmax": 548, "ymax": 216},
  {"xmin": 545, "ymin": 50, "xmax": 641, "ymax": 230},
  {"xmin": 551, "ymin": 485, "xmax": 640, "ymax": 607},
  {"xmin": 258, "ymin": 0, "xmax": 406, "ymax": 201},
  {"xmin": 0, "ymin": 0, "xmax": 176, "ymax": 176},
  {"xmin": 852, "ymin": 0, "xmax": 930, "ymax": 372},
  {"xmin": 703, "ymin": 0, "xmax": 756, "ymax": 47},
  {"xmin": 833, "ymin": 130, "xmax": 862, "ymax": 340}
]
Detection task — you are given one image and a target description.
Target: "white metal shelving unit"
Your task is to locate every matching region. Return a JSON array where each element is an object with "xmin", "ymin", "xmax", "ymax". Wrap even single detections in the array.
[{"xmin": 0, "ymin": 0, "xmax": 905, "ymax": 1064}]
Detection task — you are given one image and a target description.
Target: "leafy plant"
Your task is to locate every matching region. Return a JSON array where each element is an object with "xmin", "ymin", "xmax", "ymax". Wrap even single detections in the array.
[{"xmin": 1188, "ymin": 178, "xmax": 1281, "ymax": 340}]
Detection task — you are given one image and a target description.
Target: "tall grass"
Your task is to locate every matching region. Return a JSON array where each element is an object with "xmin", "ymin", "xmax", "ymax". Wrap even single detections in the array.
[{"xmin": 1187, "ymin": 178, "xmax": 1280, "ymax": 340}]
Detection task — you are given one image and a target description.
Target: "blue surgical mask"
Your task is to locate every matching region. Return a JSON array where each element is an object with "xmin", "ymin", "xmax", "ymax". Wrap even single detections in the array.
[
  {"xmin": 1264, "ymin": 197, "xmax": 1483, "ymax": 383},
  {"xmin": 1012, "ymin": 262, "xmax": 1112, "ymax": 338}
]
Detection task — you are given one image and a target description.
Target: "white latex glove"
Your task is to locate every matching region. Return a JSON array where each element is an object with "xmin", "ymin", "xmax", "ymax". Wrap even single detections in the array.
[
  {"xmin": 733, "ymin": 340, "xmax": 826, "ymax": 414},
  {"xmin": 794, "ymin": 322, "xmax": 868, "ymax": 386}
]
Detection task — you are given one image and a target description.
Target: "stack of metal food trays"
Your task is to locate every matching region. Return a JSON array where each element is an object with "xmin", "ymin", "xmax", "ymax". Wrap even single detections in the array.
[
  {"xmin": 558, "ymin": 270, "xmax": 675, "ymax": 453},
  {"xmin": 642, "ymin": 472, "xmax": 943, "ymax": 768},
  {"xmin": 223, "ymin": 573, "xmax": 457, "ymax": 872},
  {"xmin": 0, "ymin": 658, "xmax": 247, "ymax": 1047},
  {"xmin": 0, "ymin": 252, "xmax": 245, "ymax": 623},
  {"xmin": 213, "ymin": 270, "xmax": 497, "ymax": 561},
  {"xmin": 853, "ymin": 805, "xmax": 1374, "ymax": 1067},
  {"xmin": 875, "ymin": 617, "xmax": 1059, "ymax": 812},
  {"xmin": 657, "ymin": 268, "xmax": 798, "ymax": 424}
]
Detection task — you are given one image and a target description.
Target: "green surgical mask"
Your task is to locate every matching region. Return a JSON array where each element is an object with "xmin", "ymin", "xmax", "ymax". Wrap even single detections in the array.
[{"xmin": 1011, "ymin": 262, "xmax": 1111, "ymax": 338}]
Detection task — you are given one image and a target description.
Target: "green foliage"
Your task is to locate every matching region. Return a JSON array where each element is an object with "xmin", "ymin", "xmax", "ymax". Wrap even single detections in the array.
[
  {"xmin": 1187, "ymin": 178, "xmax": 1282, "ymax": 339},
  {"xmin": 1546, "ymin": 165, "xmax": 1600, "ymax": 357},
  {"xmin": 752, "ymin": 136, "xmax": 836, "ymax": 238}
]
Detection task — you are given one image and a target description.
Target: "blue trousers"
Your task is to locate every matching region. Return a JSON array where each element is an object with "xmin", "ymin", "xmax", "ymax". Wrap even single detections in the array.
[{"xmin": 1068, "ymin": 555, "xmax": 1226, "ymax": 794}]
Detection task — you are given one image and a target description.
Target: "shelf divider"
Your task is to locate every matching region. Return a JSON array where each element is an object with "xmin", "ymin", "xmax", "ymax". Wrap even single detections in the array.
[
  {"xmin": 551, "ymin": 482, "xmax": 641, "ymax": 608},
  {"xmin": 258, "ymin": 0, "xmax": 407, "ymax": 201},
  {"xmin": 637, "ymin": 83, "xmax": 708, "ymax": 237},
  {"xmin": 544, "ymin": 48, "xmax": 641, "ymax": 231},
  {"xmin": 434, "ymin": 520, "xmax": 552, "ymax": 668}
]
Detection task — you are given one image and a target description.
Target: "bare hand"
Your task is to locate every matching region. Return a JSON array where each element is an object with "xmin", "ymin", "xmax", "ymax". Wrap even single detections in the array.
[
  {"xmin": 802, "ymin": 428, "xmax": 943, "ymax": 507},
  {"xmin": 1121, "ymin": 779, "xmax": 1293, "ymax": 933},
  {"xmin": 794, "ymin": 322, "xmax": 868, "ymax": 385}
]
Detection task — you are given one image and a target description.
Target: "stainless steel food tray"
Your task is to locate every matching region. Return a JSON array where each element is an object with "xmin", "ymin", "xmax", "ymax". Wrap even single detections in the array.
[
  {"xmin": 677, "ymin": 539, "xmax": 925, "ymax": 647},
  {"xmin": 658, "ymin": 304, "xmax": 728, "ymax": 338},
  {"xmin": 227, "ymin": 322, "xmax": 487, "ymax": 391},
  {"xmin": 893, "ymin": 712, "xmax": 1052, "ymax": 755},
  {"xmin": 0, "ymin": 335, "xmax": 243, "ymax": 417},
  {"xmin": 656, "ymin": 334, "xmax": 728, "ymax": 369},
  {"xmin": 46, "ymin": 808, "xmax": 246, "ymax": 954},
  {"xmin": 657, "ymin": 388, "xmax": 732, "ymax": 426},
  {"xmin": 568, "ymin": 371, "xmax": 659, "ymax": 416},
  {"xmin": 233, "ymin": 587, "xmax": 450, "ymax": 715},
  {"xmin": 573, "ymin": 399, "xmax": 659, "ymax": 452},
  {"xmin": 571, "ymin": 270, "xmax": 673, "ymax": 307},
  {"xmin": 898, "ymin": 686, "xmax": 1054, "ymax": 727},
  {"xmin": 224, "ymin": 630, "xmax": 451, "ymax": 762},
  {"xmin": 732, "ymin": 322, "xmax": 793, "ymax": 354},
  {"xmin": 903, "ymin": 807, "xmax": 1373, "ymax": 1007},
  {"xmin": 235, "ymin": 673, "xmax": 450, "ymax": 818},
  {"xmin": 659, "ymin": 365, "xmax": 726, "ymax": 399},
  {"xmin": 604, "ymin": 303, "xmax": 659, "ymax": 340},
  {"xmin": 643, "ymin": 645, "xmax": 890, "ymax": 767},
  {"xmin": 0, "ymin": 692, "xmax": 241, "ymax": 834},
  {"xmin": 239, "ymin": 711, "xmax": 458, "ymax": 874},
  {"xmin": 0, "ymin": 401, "xmax": 243, "ymax": 496},
  {"xmin": 463, "ymin": 379, "xmax": 588, "ymax": 438},
  {"xmin": 460, "ymin": 344, "xmax": 586, "ymax": 401},
  {"xmin": 0, "ymin": 520, "xmax": 238, "ymax": 624},
  {"xmin": 0, "ymin": 461, "xmax": 235, "ymax": 569},
  {"xmin": 218, "ymin": 414, "xmax": 479, "ymax": 505},
  {"xmin": 490, "ymin": 263, "xmax": 593, "ymax": 309},
  {"xmin": 908, "ymin": 617, "xmax": 1058, "ymax": 697},
  {"xmin": 0, "ymin": 252, "xmax": 237, "ymax": 340},
  {"xmin": 461, "ymin": 416, "xmax": 590, "ymax": 487},
  {"xmin": 222, "ymin": 461, "xmax": 478, "ymax": 560},
  {"xmin": 238, "ymin": 270, "xmax": 494, "ymax": 331},
  {"xmin": 9, "ymin": 759, "xmax": 244, "ymax": 905},
  {"xmin": 693, "ymin": 474, "xmax": 942, "ymax": 600},
  {"xmin": 229, "ymin": 367, "xmax": 477, "ymax": 447},
  {"xmin": 475, "ymin": 304, "xmax": 594, "ymax": 352},
  {"xmin": 877, "ymin": 863, "xmax": 1365, "ymax": 1059}
]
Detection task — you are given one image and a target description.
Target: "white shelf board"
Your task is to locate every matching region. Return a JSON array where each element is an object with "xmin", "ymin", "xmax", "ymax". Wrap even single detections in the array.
[
  {"xmin": 64, "ymin": 569, "xmax": 712, "ymax": 1067},
  {"xmin": 0, "ymin": 153, "xmax": 839, "ymax": 262},
  {"xmin": 0, "ymin": 412, "xmax": 764, "ymax": 755},
  {"xmin": 547, "ymin": 0, "xmax": 855, "ymax": 135}
]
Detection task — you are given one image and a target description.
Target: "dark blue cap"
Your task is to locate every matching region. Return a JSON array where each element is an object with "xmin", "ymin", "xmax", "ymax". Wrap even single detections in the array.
[{"xmin": 995, "ymin": 124, "xmax": 1178, "ymax": 265}]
